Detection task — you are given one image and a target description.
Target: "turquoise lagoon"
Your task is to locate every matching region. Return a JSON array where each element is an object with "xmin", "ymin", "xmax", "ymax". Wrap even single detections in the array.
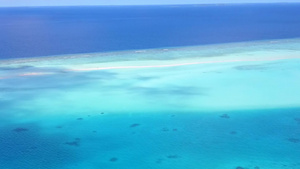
[{"xmin": 1, "ymin": 39, "xmax": 300, "ymax": 169}]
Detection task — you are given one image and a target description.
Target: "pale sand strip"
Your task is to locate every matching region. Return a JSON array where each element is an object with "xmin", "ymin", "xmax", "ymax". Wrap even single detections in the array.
[
  {"xmin": 1, "ymin": 55, "xmax": 299, "ymax": 79},
  {"xmin": 69, "ymin": 55, "xmax": 300, "ymax": 72},
  {"xmin": 1, "ymin": 38, "xmax": 300, "ymax": 79}
]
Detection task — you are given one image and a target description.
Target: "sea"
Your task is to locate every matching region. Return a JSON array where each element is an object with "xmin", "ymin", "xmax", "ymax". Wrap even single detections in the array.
[
  {"xmin": 1, "ymin": 4, "xmax": 300, "ymax": 59},
  {"xmin": 1, "ymin": 4, "xmax": 300, "ymax": 169}
]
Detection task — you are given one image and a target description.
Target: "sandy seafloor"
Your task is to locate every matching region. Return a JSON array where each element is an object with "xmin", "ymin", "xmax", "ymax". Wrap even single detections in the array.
[{"xmin": 0, "ymin": 39, "xmax": 300, "ymax": 169}]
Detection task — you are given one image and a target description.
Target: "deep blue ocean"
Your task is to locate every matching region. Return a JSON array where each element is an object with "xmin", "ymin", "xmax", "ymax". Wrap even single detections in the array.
[{"xmin": 0, "ymin": 3, "xmax": 300, "ymax": 59}]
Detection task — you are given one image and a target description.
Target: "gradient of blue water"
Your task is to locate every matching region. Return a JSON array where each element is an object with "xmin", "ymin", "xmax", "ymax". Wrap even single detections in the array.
[
  {"xmin": 1, "ymin": 4, "xmax": 300, "ymax": 169},
  {"xmin": 1, "ymin": 4, "xmax": 300, "ymax": 59},
  {"xmin": 1, "ymin": 108, "xmax": 300, "ymax": 169},
  {"xmin": 1, "ymin": 39, "xmax": 300, "ymax": 168}
]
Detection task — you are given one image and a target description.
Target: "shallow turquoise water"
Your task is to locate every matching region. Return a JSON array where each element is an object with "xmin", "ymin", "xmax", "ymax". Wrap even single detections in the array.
[
  {"xmin": 1, "ymin": 108, "xmax": 300, "ymax": 169},
  {"xmin": 0, "ymin": 39, "xmax": 300, "ymax": 169}
]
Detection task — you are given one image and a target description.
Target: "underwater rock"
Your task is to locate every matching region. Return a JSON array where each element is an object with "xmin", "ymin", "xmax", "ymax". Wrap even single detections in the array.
[
  {"xmin": 167, "ymin": 155, "xmax": 179, "ymax": 159},
  {"xmin": 254, "ymin": 166, "xmax": 260, "ymax": 169},
  {"xmin": 234, "ymin": 64, "xmax": 266, "ymax": 71},
  {"xmin": 230, "ymin": 131, "xmax": 237, "ymax": 135},
  {"xmin": 161, "ymin": 128, "xmax": 169, "ymax": 132},
  {"xmin": 101, "ymin": 112, "xmax": 105, "ymax": 115},
  {"xmin": 65, "ymin": 138, "xmax": 81, "ymax": 147},
  {"xmin": 173, "ymin": 128, "xmax": 178, "ymax": 131},
  {"xmin": 109, "ymin": 157, "xmax": 118, "ymax": 162},
  {"xmin": 287, "ymin": 138, "xmax": 300, "ymax": 143},
  {"xmin": 65, "ymin": 141, "xmax": 79, "ymax": 147},
  {"xmin": 156, "ymin": 158, "xmax": 163, "ymax": 164},
  {"xmin": 130, "ymin": 123, "xmax": 140, "ymax": 128},
  {"xmin": 56, "ymin": 125, "xmax": 63, "ymax": 129},
  {"xmin": 12, "ymin": 127, "xmax": 28, "ymax": 132},
  {"xmin": 294, "ymin": 118, "xmax": 300, "ymax": 123},
  {"xmin": 235, "ymin": 167, "xmax": 244, "ymax": 169},
  {"xmin": 30, "ymin": 146, "xmax": 37, "ymax": 150},
  {"xmin": 77, "ymin": 118, "xmax": 83, "ymax": 120},
  {"xmin": 220, "ymin": 114, "xmax": 230, "ymax": 119}
]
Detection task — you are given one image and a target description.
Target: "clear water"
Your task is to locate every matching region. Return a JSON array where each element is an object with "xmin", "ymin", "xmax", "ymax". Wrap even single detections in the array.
[{"xmin": 1, "ymin": 39, "xmax": 300, "ymax": 169}]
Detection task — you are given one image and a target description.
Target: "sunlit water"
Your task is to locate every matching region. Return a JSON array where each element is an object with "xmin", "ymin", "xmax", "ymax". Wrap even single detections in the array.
[{"xmin": 1, "ymin": 39, "xmax": 300, "ymax": 169}]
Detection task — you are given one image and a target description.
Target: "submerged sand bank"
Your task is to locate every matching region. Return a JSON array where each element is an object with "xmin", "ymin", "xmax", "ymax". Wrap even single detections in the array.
[{"xmin": 0, "ymin": 38, "xmax": 300, "ymax": 114}]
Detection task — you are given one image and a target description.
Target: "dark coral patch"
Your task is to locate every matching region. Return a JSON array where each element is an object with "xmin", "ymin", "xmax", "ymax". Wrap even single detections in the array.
[
  {"xmin": 12, "ymin": 127, "xmax": 28, "ymax": 132},
  {"xmin": 167, "ymin": 155, "xmax": 179, "ymax": 159},
  {"xmin": 65, "ymin": 141, "xmax": 80, "ymax": 147},
  {"xmin": 294, "ymin": 118, "xmax": 300, "ymax": 124},
  {"xmin": 30, "ymin": 146, "xmax": 37, "ymax": 150},
  {"xmin": 156, "ymin": 158, "xmax": 163, "ymax": 164},
  {"xmin": 130, "ymin": 123, "xmax": 140, "ymax": 128},
  {"xmin": 288, "ymin": 138, "xmax": 300, "ymax": 143},
  {"xmin": 234, "ymin": 64, "xmax": 266, "ymax": 71},
  {"xmin": 109, "ymin": 157, "xmax": 118, "ymax": 162},
  {"xmin": 77, "ymin": 118, "xmax": 83, "ymax": 120},
  {"xmin": 172, "ymin": 129, "xmax": 178, "ymax": 132},
  {"xmin": 1, "ymin": 124, "xmax": 81, "ymax": 169},
  {"xmin": 230, "ymin": 131, "xmax": 237, "ymax": 135},
  {"xmin": 220, "ymin": 114, "xmax": 230, "ymax": 119},
  {"xmin": 235, "ymin": 167, "xmax": 245, "ymax": 169},
  {"xmin": 161, "ymin": 128, "xmax": 169, "ymax": 132},
  {"xmin": 65, "ymin": 141, "xmax": 79, "ymax": 146},
  {"xmin": 65, "ymin": 138, "xmax": 81, "ymax": 147},
  {"xmin": 254, "ymin": 166, "xmax": 260, "ymax": 169}
]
